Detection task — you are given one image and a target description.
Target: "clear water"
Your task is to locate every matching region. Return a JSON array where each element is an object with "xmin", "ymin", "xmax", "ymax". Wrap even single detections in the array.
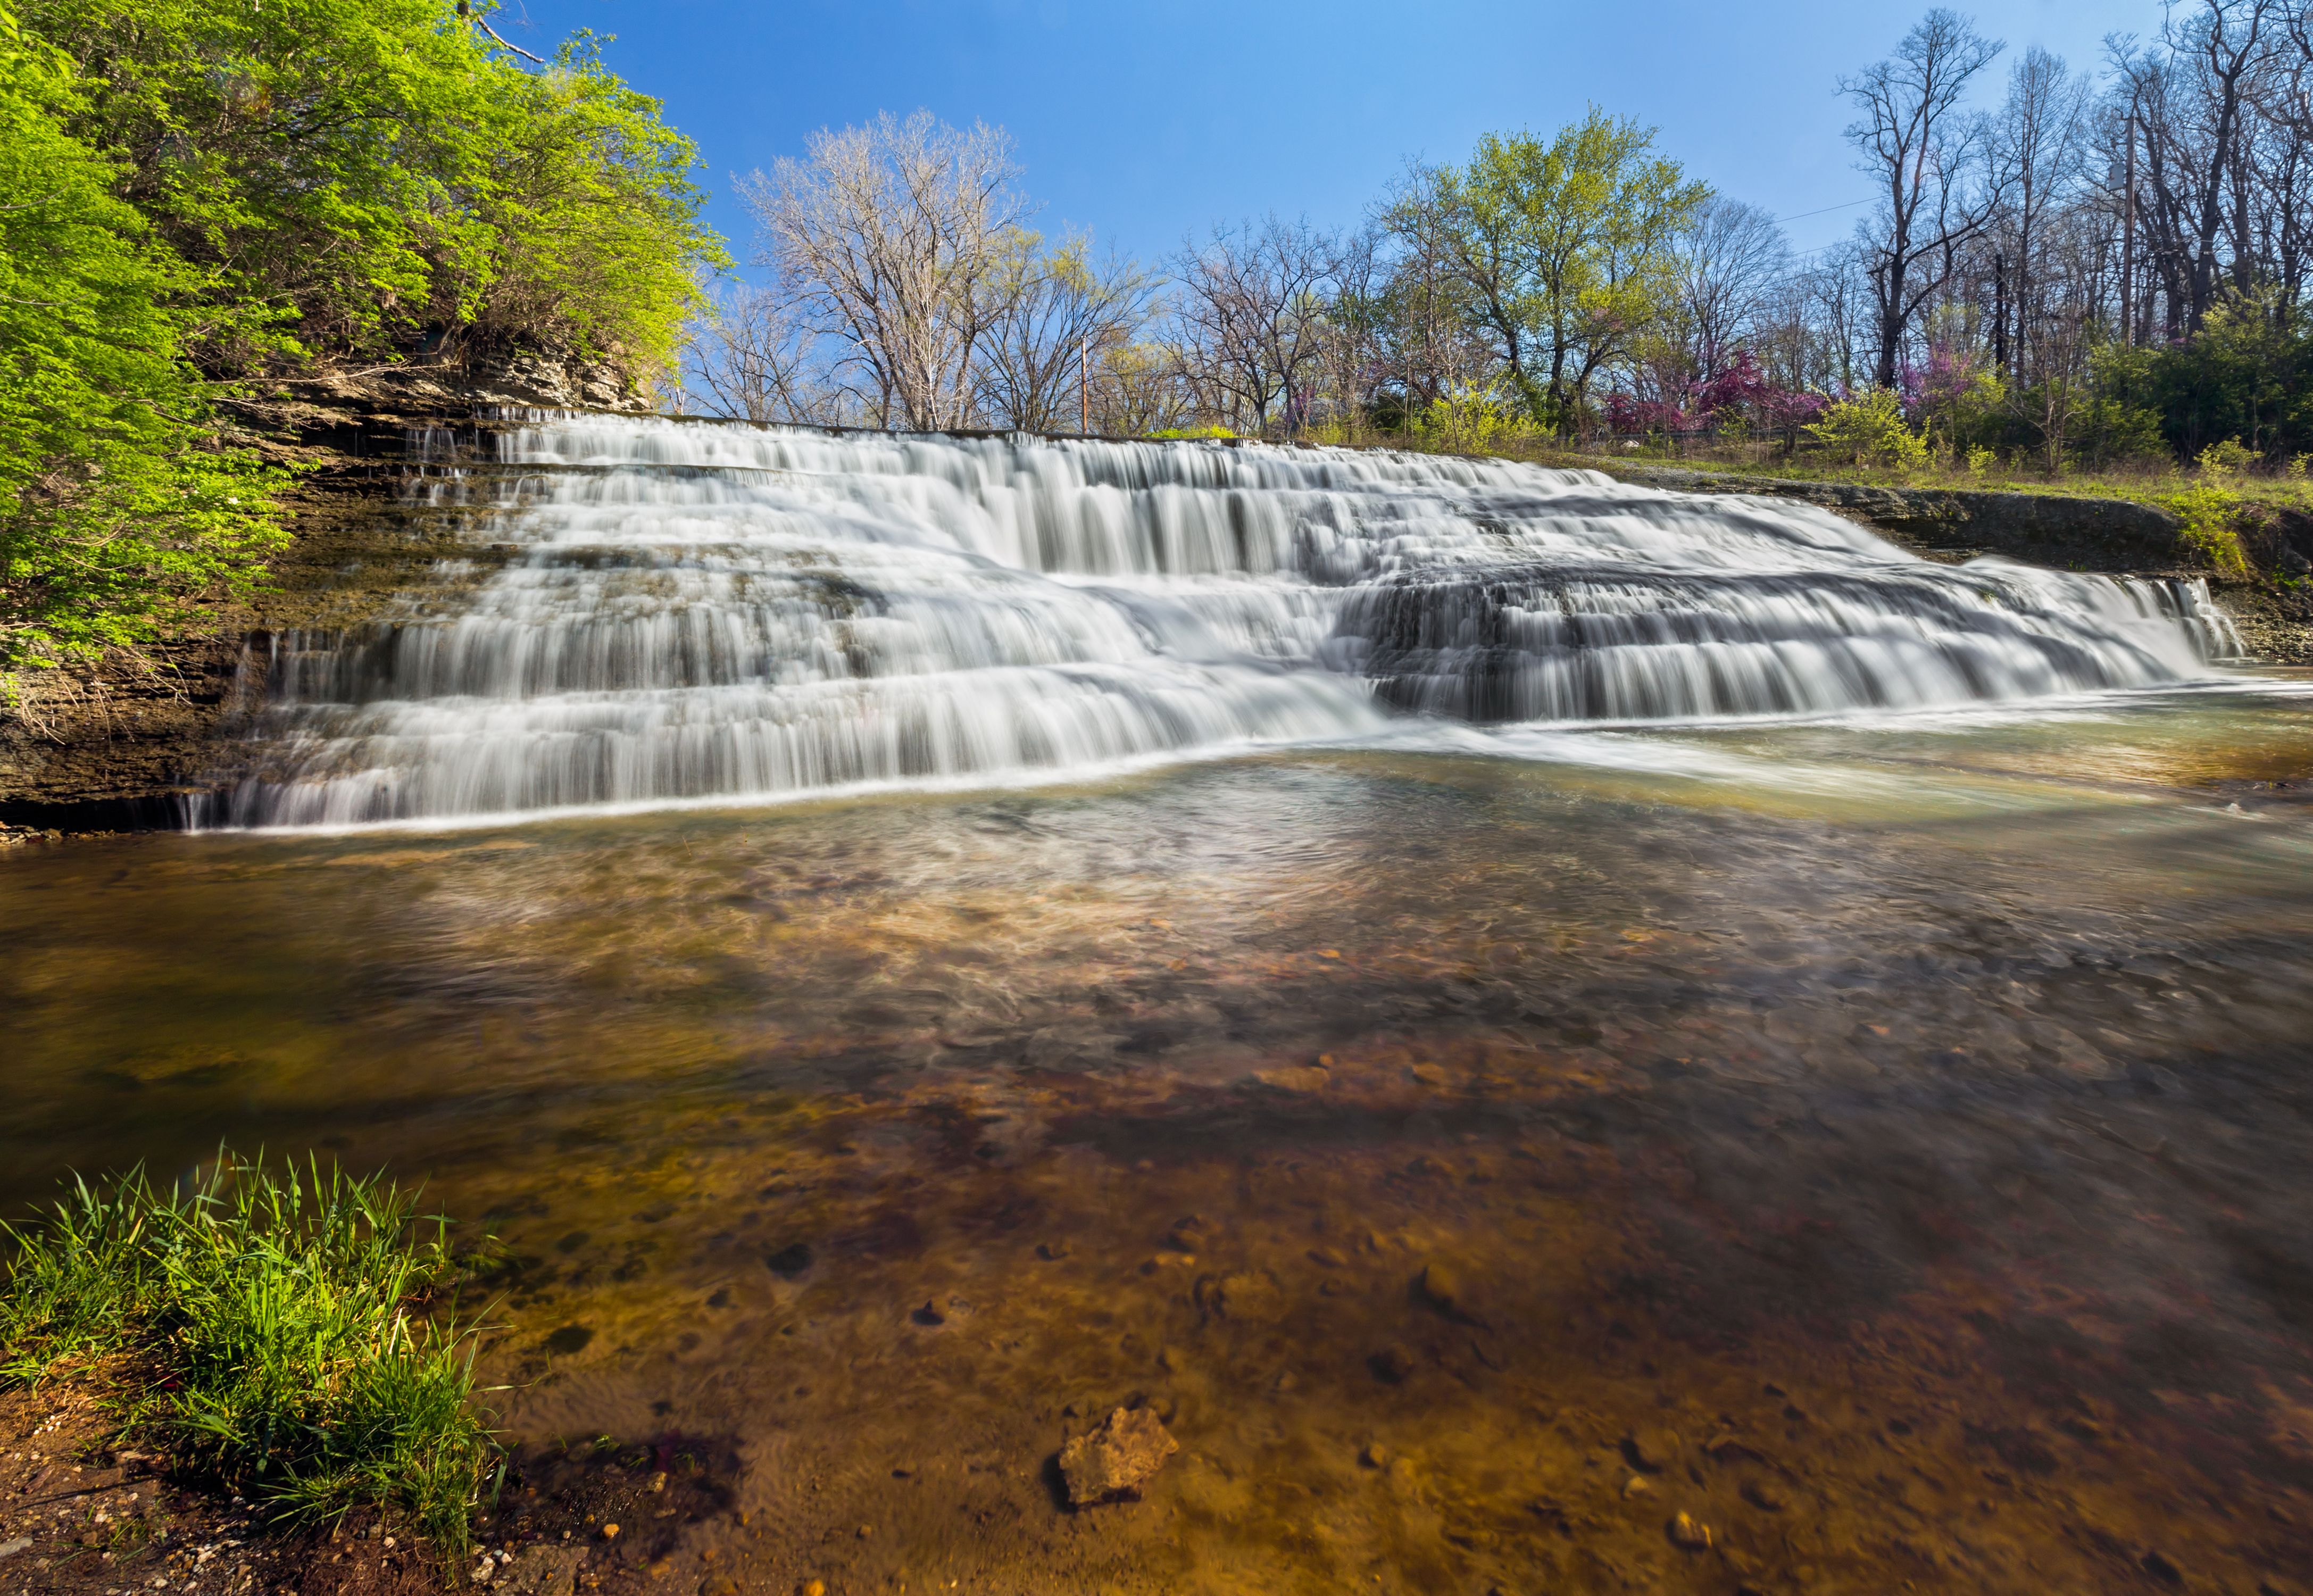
[
  {"xmin": 12, "ymin": 688, "xmax": 2313, "ymax": 1591},
  {"xmin": 11, "ymin": 422, "xmax": 2311, "ymax": 1591}
]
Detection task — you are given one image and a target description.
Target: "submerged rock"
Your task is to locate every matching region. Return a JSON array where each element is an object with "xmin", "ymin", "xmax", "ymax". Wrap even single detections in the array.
[
  {"xmin": 1369, "ymin": 1345, "xmax": 1417, "ymax": 1383},
  {"xmin": 1058, "ymin": 1407, "xmax": 1178, "ymax": 1506},
  {"xmin": 496, "ymin": 1544, "xmax": 585, "ymax": 1596}
]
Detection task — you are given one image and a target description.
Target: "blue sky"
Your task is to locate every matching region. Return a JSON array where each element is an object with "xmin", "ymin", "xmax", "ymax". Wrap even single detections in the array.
[{"xmin": 497, "ymin": 0, "xmax": 2164, "ymax": 276}]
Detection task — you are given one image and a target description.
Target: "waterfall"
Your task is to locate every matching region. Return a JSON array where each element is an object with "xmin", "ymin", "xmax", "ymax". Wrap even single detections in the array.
[{"xmin": 202, "ymin": 414, "xmax": 2242, "ymax": 826}]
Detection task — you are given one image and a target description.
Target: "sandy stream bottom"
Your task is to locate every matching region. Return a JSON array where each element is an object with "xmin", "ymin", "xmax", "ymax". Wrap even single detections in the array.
[{"xmin": 7, "ymin": 690, "xmax": 2313, "ymax": 1594}]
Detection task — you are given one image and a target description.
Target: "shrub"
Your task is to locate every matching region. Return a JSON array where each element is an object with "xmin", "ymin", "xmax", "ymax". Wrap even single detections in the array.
[
  {"xmin": 1804, "ymin": 389, "xmax": 1928, "ymax": 471},
  {"xmin": 1417, "ymin": 390, "xmax": 1544, "ymax": 455},
  {"xmin": 2168, "ymin": 485, "xmax": 2250, "ymax": 576},
  {"xmin": 0, "ymin": 1154, "xmax": 496, "ymax": 1554},
  {"xmin": 2199, "ymin": 437, "xmax": 2259, "ymax": 477}
]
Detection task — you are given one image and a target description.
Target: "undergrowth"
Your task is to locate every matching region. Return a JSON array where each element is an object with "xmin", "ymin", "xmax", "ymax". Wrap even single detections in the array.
[{"xmin": 0, "ymin": 1153, "xmax": 496, "ymax": 1555}]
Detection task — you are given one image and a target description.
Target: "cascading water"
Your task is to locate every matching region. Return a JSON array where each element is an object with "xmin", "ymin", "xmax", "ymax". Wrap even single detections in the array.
[{"xmin": 202, "ymin": 413, "xmax": 2243, "ymax": 826}]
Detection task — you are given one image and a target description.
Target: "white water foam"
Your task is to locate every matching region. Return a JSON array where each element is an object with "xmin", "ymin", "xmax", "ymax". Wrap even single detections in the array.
[{"xmin": 203, "ymin": 417, "xmax": 2245, "ymax": 826}]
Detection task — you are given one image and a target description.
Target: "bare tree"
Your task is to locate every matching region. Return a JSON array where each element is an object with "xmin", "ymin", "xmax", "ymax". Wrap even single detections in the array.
[
  {"xmin": 1675, "ymin": 197, "xmax": 1792, "ymax": 376},
  {"xmin": 685, "ymin": 282, "xmax": 833, "ymax": 424},
  {"xmin": 1171, "ymin": 216, "xmax": 1346, "ymax": 436},
  {"xmin": 2116, "ymin": 1, "xmax": 2287, "ymax": 335},
  {"xmin": 1091, "ymin": 340, "xmax": 1197, "ymax": 436},
  {"xmin": 737, "ymin": 111, "xmax": 1031, "ymax": 430},
  {"xmin": 976, "ymin": 236, "xmax": 1155, "ymax": 432},
  {"xmin": 1372, "ymin": 165, "xmax": 1495, "ymax": 429},
  {"xmin": 1988, "ymin": 46, "xmax": 2087, "ymax": 379},
  {"xmin": 1843, "ymin": 9, "xmax": 2007, "ymax": 386}
]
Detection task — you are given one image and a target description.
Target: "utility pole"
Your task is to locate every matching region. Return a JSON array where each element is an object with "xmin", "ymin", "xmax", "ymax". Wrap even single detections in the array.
[
  {"xmin": 2121, "ymin": 110, "xmax": 2137, "ymax": 346},
  {"xmin": 1080, "ymin": 337, "xmax": 1089, "ymax": 435}
]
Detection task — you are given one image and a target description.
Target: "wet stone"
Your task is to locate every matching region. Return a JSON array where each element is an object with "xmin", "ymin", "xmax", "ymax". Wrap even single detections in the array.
[
  {"xmin": 1058, "ymin": 1406, "xmax": 1179, "ymax": 1506},
  {"xmin": 1416, "ymin": 1258, "xmax": 1484, "ymax": 1323},
  {"xmin": 1622, "ymin": 1427, "xmax": 1678, "ymax": 1472},
  {"xmin": 1196, "ymin": 1269, "xmax": 1283, "ymax": 1324},
  {"xmin": 497, "ymin": 1544, "xmax": 586, "ymax": 1596},
  {"xmin": 1369, "ymin": 1346, "xmax": 1416, "ymax": 1383}
]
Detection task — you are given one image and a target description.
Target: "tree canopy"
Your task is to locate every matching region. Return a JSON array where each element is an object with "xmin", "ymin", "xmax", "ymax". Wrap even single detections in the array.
[{"xmin": 1, "ymin": 0, "xmax": 723, "ymax": 680}]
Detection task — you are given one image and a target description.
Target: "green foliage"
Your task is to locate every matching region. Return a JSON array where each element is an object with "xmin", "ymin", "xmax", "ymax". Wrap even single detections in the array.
[
  {"xmin": 1805, "ymin": 389, "xmax": 1928, "ymax": 470},
  {"xmin": 2075, "ymin": 298, "xmax": 2313, "ymax": 465},
  {"xmin": 1, "ymin": 0, "xmax": 723, "ymax": 683},
  {"xmin": 1414, "ymin": 389, "xmax": 1544, "ymax": 454},
  {"xmin": 16, "ymin": 0, "xmax": 723, "ymax": 377},
  {"xmin": 0, "ymin": 6, "xmax": 289, "ymax": 674},
  {"xmin": 2161, "ymin": 441, "xmax": 2252, "ymax": 576},
  {"xmin": 2070, "ymin": 396, "xmax": 2169, "ymax": 468},
  {"xmin": 2198, "ymin": 437, "xmax": 2259, "ymax": 476},
  {"xmin": 0, "ymin": 1154, "xmax": 495, "ymax": 1554},
  {"xmin": 1430, "ymin": 109, "xmax": 1708, "ymax": 433}
]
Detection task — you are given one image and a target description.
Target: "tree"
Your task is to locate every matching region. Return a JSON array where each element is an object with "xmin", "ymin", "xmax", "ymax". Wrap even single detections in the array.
[
  {"xmin": 1987, "ymin": 46, "xmax": 2087, "ymax": 380},
  {"xmin": 685, "ymin": 281, "xmax": 830, "ymax": 425},
  {"xmin": 738, "ymin": 111, "xmax": 1030, "ymax": 430},
  {"xmin": 16, "ymin": 0, "xmax": 720, "ymax": 386},
  {"xmin": 2116, "ymin": 1, "xmax": 2290, "ymax": 336},
  {"xmin": 1843, "ymin": 9, "xmax": 2006, "ymax": 387},
  {"xmin": 1412, "ymin": 109, "xmax": 1708, "ymax": 433},
  {"xmin": 1170, "ymin": 215, "xmax": 1345, "ymax": 436},
  {"xmin": 1371, "ymin": 166, "xmax": 1497, "ymax": 430},
  {"xmin": 0, "ymin": 5, "xmax": 286, "ymax": 676},
  {"xmin": 1674, "ymin": 198, "xmax": 1791, "ymax": 378},
  {"xmin": 976, "ymin": 235, "xmax": 1154, "ymax": 433}
]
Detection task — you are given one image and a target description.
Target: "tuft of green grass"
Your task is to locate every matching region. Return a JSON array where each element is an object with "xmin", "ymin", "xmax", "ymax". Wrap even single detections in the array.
[{"xmin": 0, "ymin": 1153, "xmax": 497, "ymax": 1556}]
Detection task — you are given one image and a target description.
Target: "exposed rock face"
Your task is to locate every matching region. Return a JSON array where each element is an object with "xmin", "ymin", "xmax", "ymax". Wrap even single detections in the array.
[
  {"xmin": 1631, "ymin": 466, "xmax": 2313, "ymax": 664},
  {"xmin": 1057, "ymin": 1407, "xmax": 1178, "ymax": 1506},
  {"xmin": 1632, "ymin": 468, "xmax": 2190, "ymax": 570},
  {"xmin": 0, "ymin": 409, "xmax": 521, "ymax": 827}
]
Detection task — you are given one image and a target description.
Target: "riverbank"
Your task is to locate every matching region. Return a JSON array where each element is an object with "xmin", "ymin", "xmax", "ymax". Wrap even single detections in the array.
[{"xmin": 0, "ymin": 1367, "xmax": 706, "ymax": 1595}]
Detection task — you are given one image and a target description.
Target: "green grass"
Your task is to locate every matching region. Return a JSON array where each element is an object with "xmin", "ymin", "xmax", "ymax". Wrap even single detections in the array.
[{"xmin": 0, "ymin": 1153, "xmax": 497, "ymax": 1556}]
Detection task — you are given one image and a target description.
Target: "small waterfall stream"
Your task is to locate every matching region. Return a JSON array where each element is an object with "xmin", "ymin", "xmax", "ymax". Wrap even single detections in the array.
[{"xmin": 204, "ymin": 414, "xmax": 2242, "ymax": 826}]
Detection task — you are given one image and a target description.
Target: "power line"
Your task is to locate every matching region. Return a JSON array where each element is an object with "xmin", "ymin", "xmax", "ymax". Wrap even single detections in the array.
[{"xmin": 1771, "ymin": 198, "xmax": 1873, "ymax": 225}]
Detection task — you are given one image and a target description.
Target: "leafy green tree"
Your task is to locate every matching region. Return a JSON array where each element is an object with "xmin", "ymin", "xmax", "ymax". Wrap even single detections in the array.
[
  {"xmin": 18, "ymin": 0, "xmax": 722, "ymax": 384},
  {"xmin": 1420, "ymin": 110, "xmax": 1707, "ymax": 434},
  {"xmin": 0, "ymin": 5, "xmax": 286, "ymax": 675},
  {"xmin": 3, "ymin": 0, "xmax": 725, "ymax": 685}
]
